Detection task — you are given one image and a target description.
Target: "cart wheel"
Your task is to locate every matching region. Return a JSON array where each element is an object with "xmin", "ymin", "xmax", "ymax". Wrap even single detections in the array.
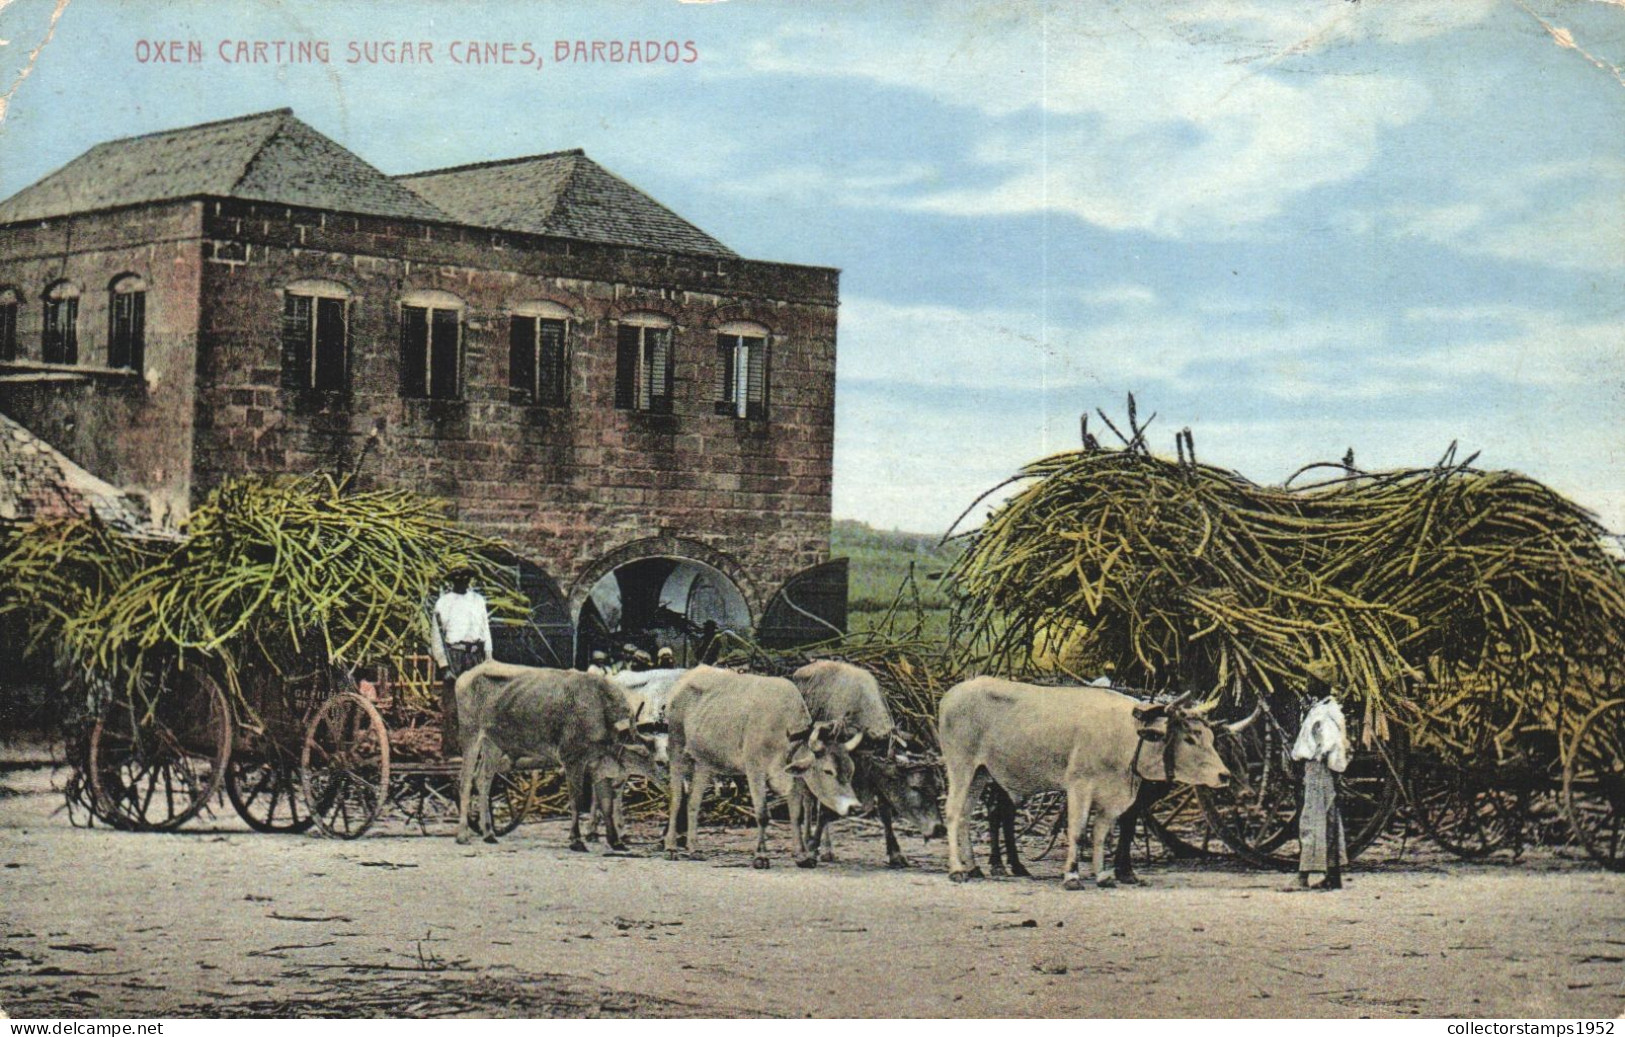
[
  {"xmin": 486, "ymin": 772, "xmax": 528, "ymax": 837},
  {"xmin": 226, "ymin": 749, "xmax": 315, "ymax": 834},
  {"xmin": 1201, "ymin": 716, "xmax": 1403, "ymax": 869},
  {"xmin": 1010, "ymin": 790, "xmax": 1066, "ymax": 861},
  {"xmin": 1199, "ymin": 718, "xmax": 1300, "ymax": 868},
  {"xmin": 88, "ymin": 669, "xmax": 231, "ymax": 831},
  {"xmin": 300, "ymin": 692, "xmax": 390, "ymax": 839},
  {"xmin": 1563, "ymin": 698, "xmax": 1625, "ymax": 872},
  {"xmin": 1142, "ymin": 783, "xmax": 1222, "ymax": 859},
  {"xmin": 1410, "ymin": 757, "xmax": 1522, "ymax": 858}
]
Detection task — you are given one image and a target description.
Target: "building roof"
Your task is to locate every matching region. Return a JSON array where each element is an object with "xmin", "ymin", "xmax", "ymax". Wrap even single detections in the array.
[
  {"xmin": 0, "ymin": 413, "xmax": 153, "ymax": 533},
  {"xmin": 0, "ymin": 109, "xmax": 740, "ymax": 258},
  {"xmin": 397, "ymin": 151, "xmax": 738, "ymax": 258},
  {"xmin": 0, "ymin": 108, "xmax": 449, "ymax": 225}
]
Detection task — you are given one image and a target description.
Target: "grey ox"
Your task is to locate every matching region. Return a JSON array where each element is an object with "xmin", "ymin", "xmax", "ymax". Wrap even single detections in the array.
[
  {"xmin": 455, "ymin": 661, "xmax": 656, "ymax": 850},
  {"xmin": 939, "ymin": 677, "xmax": 1242, "ymax": 889},
  {"xmin": 790, "ymin": 660, "xmax": 946, "ymax": 868},
  {"xmin": 663, "ymin": 665, "xmax": 863, "ymax": 869}
]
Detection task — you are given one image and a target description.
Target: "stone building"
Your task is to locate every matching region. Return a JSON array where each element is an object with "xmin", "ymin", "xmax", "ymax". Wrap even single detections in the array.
[{"xmin": 0, "ymin": 109, "xmax": 844, "ymax": 664}]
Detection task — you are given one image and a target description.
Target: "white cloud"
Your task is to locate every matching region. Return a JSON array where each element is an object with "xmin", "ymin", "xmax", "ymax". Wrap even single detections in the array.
[
  {"xmin": 1073, "ymin": 283, "xmax": 1158, "ymax": 308},
  {"xmin": 738, "ymin": 3, "xmax": 1458, "ymax": 238},
  {"xmin": 837, "ymin": 295, "xmax": 1393, "ymax": 399},
  {"xmin": 832, "ymin": 295, "xmax": 1625, "ymax": 531},
  {"xmin": 1376, "ymin": 161, "xmax": 1625, "ymax": 271}
]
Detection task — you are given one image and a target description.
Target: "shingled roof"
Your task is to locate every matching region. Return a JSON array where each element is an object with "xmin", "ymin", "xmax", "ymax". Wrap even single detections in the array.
[
  {"xmin": 0, "ymin": 108, "xmax": 448, "ymax": 225},
  {"xmin": 397, "ymin": 151, "xmax": 737, "ymax": 258},
  {"xmin": 0, "ymin": 413, "xmax": 153, "ymax": 533}
]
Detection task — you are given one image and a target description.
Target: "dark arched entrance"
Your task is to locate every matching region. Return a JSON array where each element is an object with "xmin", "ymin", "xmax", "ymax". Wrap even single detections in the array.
[{"xmin": 574, "ymin": 554, "xmax": 752, "ymax": 668}]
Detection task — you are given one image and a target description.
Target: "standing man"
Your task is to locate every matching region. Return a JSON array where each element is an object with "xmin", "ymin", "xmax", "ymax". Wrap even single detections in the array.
[
  {"xmin": 1291, "ymin": 697, "xmax": 1350, "ymax": 890},
  {"xmin": 429, "ymin": 566, "xmax": 492, "ymax": 759}
]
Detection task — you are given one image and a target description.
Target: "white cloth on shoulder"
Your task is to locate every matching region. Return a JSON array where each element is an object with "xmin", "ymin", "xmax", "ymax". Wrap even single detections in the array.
[{"xmin": 1291, "ymin": 697, "xmax": 1350, "ymax": 773}]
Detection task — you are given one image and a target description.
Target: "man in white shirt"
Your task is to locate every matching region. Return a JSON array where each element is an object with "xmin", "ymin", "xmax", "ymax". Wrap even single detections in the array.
[{"xmin": 429, "ymin": 567, "xmax": 493, "ymax": 757}]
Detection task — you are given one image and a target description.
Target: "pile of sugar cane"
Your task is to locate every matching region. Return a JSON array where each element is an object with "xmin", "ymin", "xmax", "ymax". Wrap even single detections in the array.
[
  {"xmin": 945, "ymin": 420, "xmax": 1625, "ymax": 752},
  {"xmin": 0, "ymin": 474, "xmax": 520, "ymax": 715}
]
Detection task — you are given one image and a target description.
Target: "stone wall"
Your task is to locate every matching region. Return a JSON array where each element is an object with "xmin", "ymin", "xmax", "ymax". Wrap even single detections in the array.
[
  {"xmin": 0, "ymin": 202, "xmax": 203, "ymax": 526},
  {"xmin": 195, "ymin": 199, "xmax": 838, "ymax": 611}
]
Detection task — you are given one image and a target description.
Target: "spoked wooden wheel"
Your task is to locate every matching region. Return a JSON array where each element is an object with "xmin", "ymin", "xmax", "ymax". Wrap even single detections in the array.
[
  {"xmin": 88, "ymin": 669, "xmax": 232, "ymax": 831},
  {"xmin": 469, "ymin": 772, "xmax": 528, "ymax": 838},
  {"xmin": 300, "ymin": 692, "xmax": 390, "ymax": 839},
  {"xmin": 1010, "ymin": 790, "xmax": 1066, "ymax": 861},
  {"xmin": 1142, "ymin": 783, "xmax": 1223, "ymax": 858},
  {"xmin": 1199, "ymin": 718, "xmax": 1300, "ymax": 868},
  {"xmin": 1563, "ymin": 699, "xmax": 1625, "ymax": 871},
  {"xmin": 1410, "ymin": 756, "xmax": 1523, "ymax": 859},
  {"xmin": 1201, "ymin": 716, "xmax": 1403, "ymax": 870},
  {"xmin": 226, "ymin": 747, "xmax": 315, "ymax": 834}
]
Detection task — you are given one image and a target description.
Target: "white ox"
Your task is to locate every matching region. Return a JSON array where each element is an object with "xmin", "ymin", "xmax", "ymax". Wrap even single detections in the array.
[
  {"xmin": 663, "ymin": 666, "xmax": 863, "ymax": 869},
  {"xmin": 939, "ymin": 677, "xmax": 1237, "ymax": 889}
]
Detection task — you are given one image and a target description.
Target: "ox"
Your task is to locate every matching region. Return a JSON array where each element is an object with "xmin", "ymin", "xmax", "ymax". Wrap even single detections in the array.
[
  {"xmin": 983, "ymin": 696, "xmax": 1260, "ymax": 882},
  {"xmin": 454, "ymin": 661, "xmax": 656, "ymax": 850},
  {"xmin": 663, "ymin": 666, "xmax": 862, "ymax": 869},
  {"xmin": 789, "ymin": 660, "xmax": 945, "ymax": 868},
  {"xmin": 577, "ymin": 667, "xmax": 687, "ymax": 843},
  {"xmin": 939, "ymin": 677, "xmax": 1235, "ymax": 889},
  {"xmin": 609, "ymin": 667, "xmax": 686, "ymax": 765}
]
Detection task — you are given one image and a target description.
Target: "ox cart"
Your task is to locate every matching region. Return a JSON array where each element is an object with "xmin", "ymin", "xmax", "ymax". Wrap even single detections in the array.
[
  {"xmin": 978, "ymin": 685, "xmax": 1624, "ymax": 874},
  {"xmin": 73, "ymin": 648, "xmax": 533, "ymax": 840}
]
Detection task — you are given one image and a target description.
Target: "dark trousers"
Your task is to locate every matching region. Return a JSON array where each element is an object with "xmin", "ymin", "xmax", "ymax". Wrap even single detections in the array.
[{"xmin": 440, "ymin": 643, "xmax": 486, "ymax": 756}]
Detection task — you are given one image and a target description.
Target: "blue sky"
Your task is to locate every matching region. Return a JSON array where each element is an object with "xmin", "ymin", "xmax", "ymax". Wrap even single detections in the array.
[{"xmin": 1, "ymin": 0, "xmax": 1621, "ymax": 535}]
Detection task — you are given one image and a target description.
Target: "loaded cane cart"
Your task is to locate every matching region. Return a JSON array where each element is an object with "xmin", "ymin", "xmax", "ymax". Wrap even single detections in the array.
[
  {"xmin": 943, "ymin": 404, "xmax": 1625, "ymax": 871},
  {"xmin": 3, "ymin": 475, "xmax": 541, "ymax": 840},
  {"xmin": 72, "ymin": 644, "xmax": 535, "ymax": 839}
]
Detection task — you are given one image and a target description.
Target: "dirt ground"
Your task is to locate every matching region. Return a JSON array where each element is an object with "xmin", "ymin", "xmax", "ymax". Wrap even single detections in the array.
[{"xmin": 0, "ymin": 759, "xmax": 1621, "ymax": 1020}]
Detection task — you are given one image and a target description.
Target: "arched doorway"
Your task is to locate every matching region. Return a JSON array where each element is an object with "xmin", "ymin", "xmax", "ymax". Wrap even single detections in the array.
[{"xmin": 575, "ymin": 555, "xmax": 752, "ymax": 668}]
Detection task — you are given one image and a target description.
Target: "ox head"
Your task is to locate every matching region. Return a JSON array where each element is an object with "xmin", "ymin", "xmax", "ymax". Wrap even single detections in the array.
[
  {"xmin": 632, "ymin": 700, "xmax": 671, "ymax": 767},
  {"xmin": 1131, "ymin": 691, "xmax": 1259, "ymax": 788},
  {"xmin": 785, "ymin": 721, "xmax": 862, "ymax": 817},
  {"xmin": 612, "ymin": 701, "xmax": 669, "ymax": 775},
  {"xmin": 862, "ymin": 729, "xmax": 946, "ymax": 841}
]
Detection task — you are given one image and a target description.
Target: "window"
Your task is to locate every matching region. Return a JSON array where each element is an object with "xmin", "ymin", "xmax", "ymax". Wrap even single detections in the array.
[
  {"xmin": 399, "ymin": 291, "xmax": 464, "ymax": 400},
  {"xmin": 0, "ymin": 288, "xmax": 18, "ymax": 362},
  {"xmin": 42, "ymin": 282, "xmax": 79, "ymax": 365},
  {"xmin": 715, "ymin": 323, "xmax": 770, "ymax": 420},
  {"xmin": 509, "ymin": 302, "xmax": 570, "ymax": 406},
  {"xmin": 108, "ymin": 275, "xmax": 147, "ymax": 371},
  {"xmin": 281, "ymin": 280, "xmax": 350, "ymax": 390},
  {"xmin": 615, "ymin": 316, "xmax": 673, "ymax": 414}
]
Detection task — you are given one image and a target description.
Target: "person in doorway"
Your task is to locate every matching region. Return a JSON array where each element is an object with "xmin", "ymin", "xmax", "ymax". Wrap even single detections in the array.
[
  {"xmin": 429, "ymin": 566, "xmax": 492, "ymax": 758},
  {"xmin": 1290, "ymin": 697, "xmax": 1350, "ymax": 890}
]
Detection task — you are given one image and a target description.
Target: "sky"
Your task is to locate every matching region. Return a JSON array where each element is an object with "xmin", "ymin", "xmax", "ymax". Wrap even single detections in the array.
[{"xmin": 0, "ymin": 0, "xmax": 1621, "ymax": 536}]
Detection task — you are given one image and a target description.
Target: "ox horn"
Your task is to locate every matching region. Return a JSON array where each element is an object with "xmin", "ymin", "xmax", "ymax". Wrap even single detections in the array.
[
  {"xmin": 1186, "ymin": 695, "xmax": 1219, "ymax": 716},
  {"xmin": 844, "ymin": 730, "xmax": 864, "ymax": 753},
  {"xmin": 1225, "ymin": 703, "xmax": 1263, "ymax": 734},
  {"xmin": 1164, "ymin": 689, "xmax": 1195, "ymax": 711}
]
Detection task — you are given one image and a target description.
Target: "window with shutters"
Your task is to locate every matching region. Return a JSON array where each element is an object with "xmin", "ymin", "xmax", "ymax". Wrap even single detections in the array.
[
  {"xmin": 399, "ymin": 291, "xmax": 464, "ymax": 400},
  {"xmin": 714, "ymin": 322, "xmax": 770, "ymax": 421},
  {"xmin": 0, "ymin": 288, "xmax": 18, "ymax": 363},
  {"xmin": 108, "ymin": 275, "xmax": 147, "ymax": 372},
  {"xmin": 614, "ymin": 315, "xmax": 674, "ymax": 415},
  {"xmin": 280, "ymin": 280, "xmax": 351, "ymax": 391},
  {"xmin": 508, "ymin": 302, "xmax": 570, "ymax": 406},
  {"xmin": 42, "ymin": 282, "xmax": 79, "ymax": 365}
]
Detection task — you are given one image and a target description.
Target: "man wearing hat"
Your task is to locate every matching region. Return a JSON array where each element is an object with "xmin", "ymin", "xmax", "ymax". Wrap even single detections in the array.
[{"xmin": 429, "ymin": 566, "xmax": 492, "ymax": 757}]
